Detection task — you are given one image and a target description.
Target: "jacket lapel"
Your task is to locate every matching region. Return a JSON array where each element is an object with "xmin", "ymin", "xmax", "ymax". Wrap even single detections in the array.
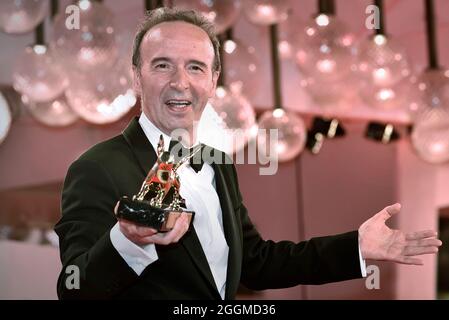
[
  {"xmin": 212, "ymin": 160, "xmax": 242, "ymax": 300},
  {"xmin": 122, "ymin": 117, "xmax": 157, "ymax": 175},
  {"xmin": 122, "ymin": 117, "xmax": 221, "ymax": 299},
  {"xmin": 180, "ymin": 226, "xmax": 222, "ymax": 299}
]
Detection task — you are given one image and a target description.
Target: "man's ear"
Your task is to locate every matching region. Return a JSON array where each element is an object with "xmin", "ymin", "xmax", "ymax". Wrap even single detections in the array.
[{"xmin": 132, "ymin": 66, "xmax": 142, "ymax": 96}]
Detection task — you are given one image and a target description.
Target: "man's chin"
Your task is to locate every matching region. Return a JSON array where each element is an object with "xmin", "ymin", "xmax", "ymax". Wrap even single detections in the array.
[{"xmin": 165, "ymin": 120, "xmax": 195, "ymax": 135}]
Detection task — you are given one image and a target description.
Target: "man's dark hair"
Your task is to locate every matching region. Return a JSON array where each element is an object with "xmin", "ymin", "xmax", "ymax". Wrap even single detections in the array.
[{"xmin": 132, "ymin": 7, "xmax": 221, "ymax": 73}]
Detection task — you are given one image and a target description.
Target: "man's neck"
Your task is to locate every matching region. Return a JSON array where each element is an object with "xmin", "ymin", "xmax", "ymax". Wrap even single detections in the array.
[{"xmin": 139, "ymin": 112, "xmax": 199, "ymax": 148}]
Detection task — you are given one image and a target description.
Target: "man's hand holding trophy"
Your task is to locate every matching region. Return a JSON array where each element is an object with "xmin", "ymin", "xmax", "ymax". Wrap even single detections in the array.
[{"xmin": 114, "ymin": 135, "xmax": 201, "ymax": 232}]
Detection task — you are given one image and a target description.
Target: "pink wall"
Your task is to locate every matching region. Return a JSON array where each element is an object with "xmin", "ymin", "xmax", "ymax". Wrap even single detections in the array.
[
  {"xmin": 0, "ymin": 241, "xmax": 60, "ymax": 299},
  {"xmin": 395, "ymin": 139, "xmax": 441, "ymax": 299},
  {"xmin": 0, "ymin": 113, "xmax": 134, "ymax": 190}
]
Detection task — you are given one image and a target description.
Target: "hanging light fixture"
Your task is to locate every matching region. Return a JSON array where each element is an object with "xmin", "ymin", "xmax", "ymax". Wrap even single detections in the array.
[
  {"xmin": 258, "ymin": 108, "xmax": 307, "ymax": 162},
  {"xmin": 202, "ymin": 88, "xmax": 257, "ymax": 155},
  {"xmin": 410, "ymin": 0, "xmax": 449, "ymax": 164},
  {"xmin": 12, "ymin": 3, "xmax": 68, "ymax": 104},
  {"xmin": 13, "ymin": 43, "xmax": 68, "ymax": 103},
  {"xmin": 0, "ymin": 0, "xmax": 48, "ymax": 34},
  {"xmin": 222, "ymin": 29, "xmax": 262, "ymax": 101},
  {"xmin": 23, "ymin": 93, "xmax": 78, "ymax": 127},
  {"xmin": 408, "ymin": 70, "xmax": 449, "ymax": 121},
  {"xmin": 51, "ymin": 0, "xmax": 119, "ymax": 72},
  {"xmin": 15, "ymin": 0, "xmax": 78, "ymax": 127},
  {"xmin": 242, "ymin": 0, "xmax": 290, "ymax": 26},
  {"xmin": 66, "ymin": 59, "xmax": 136, "ymax": 125},
  {"xmin": 62, "ymin": 0, "xmax": 136, "ymax": 124},
  {"xmin": 295, "ymin": 0, "xmax": 358, "ymax": 110},
  {"xmin": 356, "ymin": 0, "xmax": 413, "ymax": 110},
  {"xmin": 173, "ymin": 0, "xmax": 241, "ymax": 34},
  {"xmin": 199, "ymin": 31, "xmax": 257, "ymax": 154},
  {"xmin": 277, "ymin": 10, "xmax": 307, "ymax": 61},
  {"xmin": 257, "ymin": 24, "xmax": 307, "ymax": 162}
]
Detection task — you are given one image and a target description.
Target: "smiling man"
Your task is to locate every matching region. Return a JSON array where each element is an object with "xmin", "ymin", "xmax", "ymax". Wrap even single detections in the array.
[
  {"xmin": 133, "ymin": 18, "xmax": 219, "ymax": 146},
  {"xmin": 54, "ymin": 7, "xmax": 442, "ymax": 300}
]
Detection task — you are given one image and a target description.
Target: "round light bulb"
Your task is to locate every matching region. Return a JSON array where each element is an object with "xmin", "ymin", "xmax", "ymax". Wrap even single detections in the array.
[
  {"xmin": 409, "ymin": 69, "xmax": 449, "ymax": 164},
  {"xmin": 207, "ymin": 86, "xmax": 257, "ymax": 154},
  {"xmin": 66, "ymin": 60, "xmax": 136, "ymax": 124},
  {"xmin": 223, "ymin": 39, "xmax": 261, "ymax": 101},
  {"xmin": 295, "ymin": 14, "xmax": 358, "ymax": 109},
  {"xmin": 22, "ymin": 92, "xmax": 78, "ymax": 127},
  {"xmin": 13, "ymin": 44, "xmax": 68, "ymax": 103},
  {"xmin": 257, "ymin": 109, "xmax": 307, "ymax": 162},
  {"xmin": 0, "ymin": 0, "xmax": 47, "ymax": 34},
  {"xmin": 242, "ymin": 0, "xmax": 290, "ymax": 26},
  {"xmin": 357, "ymin": 35, "xmax": 413, "ymax": 110},
  {"xmin": 51, "ymin": 1, "xmax": 119, "ymax": 71},
  {"xmin": 173, "ymin": 0, "xmax": 241, "ymax": 33}
]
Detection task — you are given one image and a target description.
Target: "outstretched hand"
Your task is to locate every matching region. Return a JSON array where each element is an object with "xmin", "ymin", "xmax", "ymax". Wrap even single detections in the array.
[{"xmin": 358, "ymin": 203, "xmax": 442, "ymax": 265}]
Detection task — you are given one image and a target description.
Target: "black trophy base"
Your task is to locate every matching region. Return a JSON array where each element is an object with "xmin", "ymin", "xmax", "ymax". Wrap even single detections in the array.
[{"xmin": 114, "ymin": 196, "xmax": 194, "ymax": 232}]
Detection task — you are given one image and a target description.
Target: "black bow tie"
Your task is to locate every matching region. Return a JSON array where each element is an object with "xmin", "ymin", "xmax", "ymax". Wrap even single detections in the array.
[{"xmin": 169, "ymin": 139, "xmax": 204, "ymax": 173}]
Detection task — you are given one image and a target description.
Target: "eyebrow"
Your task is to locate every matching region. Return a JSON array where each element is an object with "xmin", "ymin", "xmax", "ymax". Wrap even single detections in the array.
[{"xmin": 150, "ymin": 57, "xmax": 209, "ymax": 69}]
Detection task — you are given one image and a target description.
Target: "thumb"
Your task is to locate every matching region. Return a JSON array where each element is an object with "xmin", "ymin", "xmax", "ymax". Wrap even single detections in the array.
[{"xmin": 378, "ymin": 203, "xmax": 401, "ymax": 222}]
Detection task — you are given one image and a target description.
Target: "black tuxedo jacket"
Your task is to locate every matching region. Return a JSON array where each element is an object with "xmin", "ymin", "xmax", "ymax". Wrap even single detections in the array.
[{"xmin": 55, "ymin": 117, "xmax": 362, "ymax": 299}]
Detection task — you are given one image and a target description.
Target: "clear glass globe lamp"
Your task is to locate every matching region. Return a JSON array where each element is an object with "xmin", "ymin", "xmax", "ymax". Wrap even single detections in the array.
[
  {"xmin": 0, "ymin": 0, "xmax": 47, "ymax": 34},
  {"xmin": 257, "ymin": 108, "xmax": 307, "ymax": 162}
]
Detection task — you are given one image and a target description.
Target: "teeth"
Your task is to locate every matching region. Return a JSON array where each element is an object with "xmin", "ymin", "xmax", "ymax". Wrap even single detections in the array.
[
  {"xmin": 166, "ymin": 100, "xmax": 190, "ymax": 103},
  {"xmin": 166, "ymin": 100, "xmax": 191, "ymax": 108}
]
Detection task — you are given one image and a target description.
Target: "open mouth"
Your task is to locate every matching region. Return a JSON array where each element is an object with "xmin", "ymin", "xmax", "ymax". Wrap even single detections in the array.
[{"xmin": 165, "ymin": 99, "xmax": 192, "ymax": 112}]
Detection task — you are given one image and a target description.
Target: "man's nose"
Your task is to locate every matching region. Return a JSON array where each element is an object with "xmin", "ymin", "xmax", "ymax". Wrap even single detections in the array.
[{"xmin": 169, "ymin": 68, "xmax": 189, "ymax": 91}]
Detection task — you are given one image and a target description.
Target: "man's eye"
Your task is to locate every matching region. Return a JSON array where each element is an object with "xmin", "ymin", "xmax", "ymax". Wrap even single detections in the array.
[
  {"xmin": 155, "ymin": 63, "xmax": 168, "ymax": 69},
  {"xmin": 189, "ymin": 65, "xmax": 204, "ymax": 72}
]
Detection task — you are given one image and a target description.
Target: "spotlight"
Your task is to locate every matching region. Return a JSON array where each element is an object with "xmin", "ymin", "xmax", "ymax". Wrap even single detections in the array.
[
  {"xmin": 365, "ymin": 121, "xmax": 400, "ymax": 144},
  {"xmin": 306, "ymin": 131, "xmax": 325, "ymax": 154},
  {"xmin": 306, "ymin": 117, "xmax": 346, "ymax": 154},
  {"xmin": 310, "ymin": 117, "xmax": 346, "ymax": 138}
]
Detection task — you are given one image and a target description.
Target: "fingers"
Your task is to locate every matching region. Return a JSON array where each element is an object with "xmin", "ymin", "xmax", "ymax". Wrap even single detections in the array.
[
  {"xmin": 406, "ymin": 230, "xmax": 438, "ymax": 241},
  {"xmin": 141, "ymin": 213, "xmax": 190, "ymax": 245},
  {"xmin": 118, "ymin": 218, "xmax": 159, "ymax": 245},
  {"xmin": 377, "ymin": 203, "xmax": 401, "ymax": 221},
  {"xmin": 135, "ymin": 225, "xmax": 159, "ymax": 237},
  {"xmin": 119, "ymin": 219, "xmax": 158, "ymax": 236},
  {"xmin": 404, "ymin": 246, "xmax": 439, "ymax": 256},
  {"xmin": 403, "ymin": 236, "xmax": 442, "ymax": 256},
  {"xmin": 407, "ymin": 237, "xmax": 442, "ymax": 247},
  {"xmin": 119, "ymin": 213, "xmax": 190, "ymax": 246},
  {"xmin": 386, "ymin": 203, "xmax": 401, "ymax": 214}
]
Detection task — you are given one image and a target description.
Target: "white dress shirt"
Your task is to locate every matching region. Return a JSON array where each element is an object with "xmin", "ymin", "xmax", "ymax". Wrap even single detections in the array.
[{"xmin": 110, "ymin": 113, "xmax": 366, "ymax": 299}]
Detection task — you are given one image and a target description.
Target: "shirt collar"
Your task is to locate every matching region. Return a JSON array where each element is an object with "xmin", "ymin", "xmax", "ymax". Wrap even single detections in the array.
[
  {"xmin": 138, "ymin": 112, "xmax": 171, "ymax": 152},
  {"xmin": 138, "ymin": 112, "xmax": 201, "ymax": 151}
]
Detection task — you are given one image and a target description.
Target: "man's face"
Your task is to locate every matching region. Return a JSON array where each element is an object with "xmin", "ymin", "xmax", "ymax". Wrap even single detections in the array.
[{"xmin": 134, "ymin": 21, "xmax": 219, "ymax": 137}]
